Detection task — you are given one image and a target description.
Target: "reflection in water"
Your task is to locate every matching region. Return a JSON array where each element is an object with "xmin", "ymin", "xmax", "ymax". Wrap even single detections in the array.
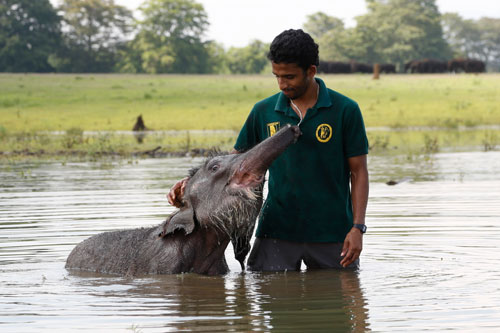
[
  {"xmin": 1, "ymin": 152, "xmax": 500, "ymax": 332},
  {"xmin": 66, "ymin": 270, "xmax": 368, "ymax": 332},
  {"xmin": 246, "ymin": 270, "xmax": 368, "ymax": 332}
]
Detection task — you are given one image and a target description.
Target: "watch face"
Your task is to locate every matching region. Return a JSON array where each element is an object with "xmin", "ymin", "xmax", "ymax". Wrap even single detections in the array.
[{"xmin": 355, "ymin": 224, "xmax": 366, "ymax": 233}]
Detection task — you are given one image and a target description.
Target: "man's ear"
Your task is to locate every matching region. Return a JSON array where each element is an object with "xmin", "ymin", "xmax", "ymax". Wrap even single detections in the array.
[
  {"xmin": 159, "ymin": 207, "xmax": 196, "ymax": 237},
  {"xmin": 307, "ymin": 64, "xmax": 317, "ymax": 78}
]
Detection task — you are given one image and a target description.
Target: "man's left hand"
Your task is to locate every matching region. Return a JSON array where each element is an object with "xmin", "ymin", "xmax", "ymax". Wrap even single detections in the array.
[{"xmin": 340, "ymin": 228, "xmax": 363, "ymax": 268}]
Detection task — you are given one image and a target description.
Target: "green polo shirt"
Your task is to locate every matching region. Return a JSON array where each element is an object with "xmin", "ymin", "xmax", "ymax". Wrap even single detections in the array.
[{"xmin": 234, "ymin": 78, "xmax": 368, "ymax": 242}]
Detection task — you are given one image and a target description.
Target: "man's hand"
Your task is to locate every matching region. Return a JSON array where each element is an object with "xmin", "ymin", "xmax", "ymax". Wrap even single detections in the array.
[
  {"xmin": 166, "ymin": 177, "xmax": 189, "ymax": 208},
  {"xmin": 343, "ymin": 154, "xmax": 368, "ymax": 268},
  {"xmin": 340, "ymin": 228, "xmax": 363, "ymax": 268}
]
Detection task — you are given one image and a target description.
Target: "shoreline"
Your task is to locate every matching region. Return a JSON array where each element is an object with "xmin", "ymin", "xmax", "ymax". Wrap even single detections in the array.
[
  {"xmin": 2, "ymin": 127, "xmax": 499, "ymax": 161},
  {"xmin": 0, "ymin": 147, "xmax": 224, "ymax": 161},
  {"xmin": 1, "ymin": 142, "xmax": 496, "ymax": 162}
]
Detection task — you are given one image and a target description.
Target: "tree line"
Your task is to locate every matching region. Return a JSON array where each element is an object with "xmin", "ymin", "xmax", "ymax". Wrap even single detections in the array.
[{"xmin": 1, "ymin": 0, "xmax": 499, "ymax": 74}]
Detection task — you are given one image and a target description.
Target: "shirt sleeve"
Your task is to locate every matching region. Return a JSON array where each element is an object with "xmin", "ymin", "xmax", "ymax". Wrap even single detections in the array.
[
  {"xmin": 234, "ymin": 106, "xmax": 260, "ymax": 152},
  {"xmin": 342, "ymin": 102, "xmax": 369, "ymax": 157}
]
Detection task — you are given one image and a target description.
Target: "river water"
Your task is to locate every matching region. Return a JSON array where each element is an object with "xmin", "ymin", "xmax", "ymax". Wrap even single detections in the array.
[{"xmin": 1, "ymin": 151, "xmax": 500, "ymax": 332}]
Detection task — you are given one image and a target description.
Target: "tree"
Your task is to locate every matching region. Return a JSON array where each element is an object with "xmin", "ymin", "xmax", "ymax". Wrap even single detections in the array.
[
  {"xmin": 226, "ymin": 40, "xmax": 269, "ymax": 74},
  {"xmin": 477, "ymin": 18, "xmax": 500, "ymax": 71},
  {"xmin": 303, "ymin": 12, "xmax": 351, "ymax": 62},
  {"xmin": 343, "ymin": 0, "xmax": 452, "ymax": 70},
  {"xmin": 129, "ymin": 0, "xmax": 211, "ymax": 73},
  {"xmin": 55, "ymin": 0, "xmax": 133, "ymax": 72},
  {"xmin": 442, "ymin": 14, "xmax": 500, "ymax": 71},
  {"xmin": 318, "ymin": 23, "xmax": 375, "ymax": 63},
  {"xmin": 303, "ymin": 12, "xmax": 344, "ymax": 41},
  {"xmin": 204, "ymin": 41, "xmax": 228, "ymax": 74},
  {"xmin": 0, "ymin": 0, "xmax": 61, "ymax": 72},
  {"xmin": 441, "ymin": 13, "xmax": 482, "ymax": 58}
]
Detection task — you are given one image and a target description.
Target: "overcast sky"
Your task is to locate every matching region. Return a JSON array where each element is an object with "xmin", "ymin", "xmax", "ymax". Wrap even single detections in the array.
[{"xmin": 50, "ymin": 0, "xmax": 500, "ymax": 48}]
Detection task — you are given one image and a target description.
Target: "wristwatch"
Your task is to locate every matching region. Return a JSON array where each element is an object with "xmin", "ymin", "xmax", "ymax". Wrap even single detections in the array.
[{"xmin": 353, "ymin": 224, "xmax": 367, "ymax": 234}]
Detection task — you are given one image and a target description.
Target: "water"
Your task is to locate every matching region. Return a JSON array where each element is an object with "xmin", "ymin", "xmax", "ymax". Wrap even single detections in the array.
[{"xmin": 1, "ymin": 152, "xmax": 500, "ymax": 332}]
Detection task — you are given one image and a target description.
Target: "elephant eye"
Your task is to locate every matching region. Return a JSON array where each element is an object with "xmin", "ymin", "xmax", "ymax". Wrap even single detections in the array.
[{"xmin": 210, "ymin": 164, "xmax": 219, "ymax": 172}]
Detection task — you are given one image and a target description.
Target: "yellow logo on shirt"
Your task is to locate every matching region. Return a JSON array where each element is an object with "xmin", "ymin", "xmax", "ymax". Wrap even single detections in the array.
[
  {"xmin": 267, "ymin": 122, "xmax": 280, "ymax": 137},
  {"xmin": 316, "ymin": 124, "xmax": 332, "ymax": 142}
]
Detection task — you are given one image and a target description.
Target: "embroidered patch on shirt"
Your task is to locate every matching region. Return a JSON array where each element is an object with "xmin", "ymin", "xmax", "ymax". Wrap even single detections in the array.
[
  {"xmin": 316, "ymin": 123, "xmax": 333, "ymax": 143},
  {"xmin": 267, "ymin": 122, "xmax": 280, "ymax": 137}
]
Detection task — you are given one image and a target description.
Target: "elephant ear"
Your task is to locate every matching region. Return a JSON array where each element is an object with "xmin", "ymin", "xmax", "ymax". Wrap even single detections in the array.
[{"xmin": 159, "ymin": 207, "xmax": 196, "ymax": 237}]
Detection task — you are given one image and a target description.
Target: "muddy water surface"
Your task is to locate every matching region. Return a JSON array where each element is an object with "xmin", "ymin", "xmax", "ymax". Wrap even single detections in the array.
[{"xmin": 1, "ymin": 152, "xmax": 500, "ymax": 332}]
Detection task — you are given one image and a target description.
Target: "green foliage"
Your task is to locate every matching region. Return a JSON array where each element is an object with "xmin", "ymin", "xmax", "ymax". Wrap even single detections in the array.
[
  {"xmin": 0, "ymin": 125, "xmax": 7, "ymax": 139},
  {"xmin": 226, "ymin": 40, "xmax": 269, "ymax": 74},
  {"xmin": 477, "ymin": 18, "xmax": 500, "ymax": 71},
  {"xmin": 54, "ymin": 0, "xmax": 133, "ymax": 73},
  {"xmin": 443, "ymin": 14, "xmax": 500, "ymax": 71},
  {"xmin": 356, "ymin": 0, "xmax": 452, "ymax": 67},
  {"xmin": 63, "ymin": 127, "xmax": 84, "ymax": 148},
  {"xmin": 1, "ymin": 0, "xmax": 499, "ymax": 74},
  {"xmin": 314, "ymin": 0, "xmax": 454, "ymax": 69},
  {"xmin": 0, "ymin": 0, "xmax": 61, "ymax": 72},
  {"xmin": 305, "ymin": 12, "xmax": 352, "ymax": 62},
  {"xmin": 205, "ymin": 41, "xmax": 230, "ymax": 74},
  {"xmin": 442, "ymin": 13, "xmax": 482, "ymax": 58},
  {"xmin": 423, "ymin": 134, "xmax": 439, "ymax": 154},
  {"xmin": 303, "ymin": 12, "xmax": 344, "ymax": 40},
  {"xmin": 482, "ymin": 131, "xmax": 498, "ymax": 151},
  {"xmin": 124, "ymin": 0, "xmax": 211, "ymax": 74},
  {"xmin": 318, "ymin": 24, "xmax": 366, "ymax": 62}
]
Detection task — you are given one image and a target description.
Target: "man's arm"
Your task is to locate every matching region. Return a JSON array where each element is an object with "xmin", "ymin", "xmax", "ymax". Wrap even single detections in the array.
[{"xmin": 340, "ymin": 154, "xmax": 369, "ymax": 268}]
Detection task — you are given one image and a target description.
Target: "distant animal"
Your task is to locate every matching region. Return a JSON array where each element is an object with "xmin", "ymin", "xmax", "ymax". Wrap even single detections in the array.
[
  {"xmin": 65, "ymin": 125, "xmax": 301, "ymax": 276},
  {"xmin": 379, "ymin": 63, "xmax": 396, "ymax": 74},
  {"xmin": 318, "ymin": 60, "xmax": 351, "ymax": 74},
  {"xmin": 405, "ymin": 59, "xmax": 447, "ymax": 73},
  {"xmin": 132, "ymin": 115, "xmax": 148, "ymax": 143},
  {"xmin": 448, "ymin": 58, "xmax": 486, "ymax": 73},
  {"xmin": 132, "ymin": 115, "xmax": 147, "ymax": 131},
  {"xmin": 350, "ymin": 61, "xmax": 373, "ymax": 73}
]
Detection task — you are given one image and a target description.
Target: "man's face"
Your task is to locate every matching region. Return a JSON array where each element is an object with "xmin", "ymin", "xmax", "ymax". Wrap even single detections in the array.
[{"xmin": 272, "ymin": 62, "xmax": 315, "ymax": 100}]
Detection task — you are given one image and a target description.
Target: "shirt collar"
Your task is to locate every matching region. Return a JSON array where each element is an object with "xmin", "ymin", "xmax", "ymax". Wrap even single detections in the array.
[{"xmin": 274, "ymin": 77, "xmax": 332, "ymax": 113}]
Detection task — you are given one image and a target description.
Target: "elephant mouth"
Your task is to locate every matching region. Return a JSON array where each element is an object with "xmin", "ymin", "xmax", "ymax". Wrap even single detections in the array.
[
  {"xmin": 229, "ymin": 172, "xmax": 264, "ymax": 191},
  {"xmin": 227, "ymin": 172, "xmax": 264, "ymax": 201}
]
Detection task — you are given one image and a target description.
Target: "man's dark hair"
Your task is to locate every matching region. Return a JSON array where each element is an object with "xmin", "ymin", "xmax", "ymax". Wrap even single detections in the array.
[{"xmin": 267, "ymin": 29, "xmax": 319, "ymax": 71}]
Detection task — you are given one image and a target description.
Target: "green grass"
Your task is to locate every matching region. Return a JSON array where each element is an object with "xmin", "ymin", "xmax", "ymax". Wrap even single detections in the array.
[
  {"xmin": 0, "ymin": 74, "xmax": 277, "ymax": 133},
  {"xmin": 0, "ymin": 129, "xmax": 239, "ymax": 160},
  {"xmin": 1, "ymin": 73, "xmax": 499, "ymax": 158},
  {"xmin": 338, "ymin": 74, "xmax": 500, "ymax": 129}
]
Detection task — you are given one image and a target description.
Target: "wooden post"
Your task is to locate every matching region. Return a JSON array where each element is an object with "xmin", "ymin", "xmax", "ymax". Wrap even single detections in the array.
[{"xmin": 373, "ymin": 63, "xmax": 380, "ymax": 80}]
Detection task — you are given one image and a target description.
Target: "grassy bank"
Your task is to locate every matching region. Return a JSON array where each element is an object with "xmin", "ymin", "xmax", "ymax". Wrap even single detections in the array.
[{"xmin": 1, "ymin": 73, "xmax": 499, "ymax": 159}]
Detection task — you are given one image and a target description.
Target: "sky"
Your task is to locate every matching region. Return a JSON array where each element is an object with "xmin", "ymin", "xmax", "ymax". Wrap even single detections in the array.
[{"xmin": 50, "ymin": 0, "xmax": 500, "ymax": 48}]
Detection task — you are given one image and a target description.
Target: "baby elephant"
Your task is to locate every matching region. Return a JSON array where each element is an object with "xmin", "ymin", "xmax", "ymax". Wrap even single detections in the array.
[{"xmin": 66, "ymin": 124, "xmax": 301, "ymax": 276}]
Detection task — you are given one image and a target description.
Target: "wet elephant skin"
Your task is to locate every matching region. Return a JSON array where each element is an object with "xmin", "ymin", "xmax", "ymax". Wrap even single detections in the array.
[{"xmin": 65, "ymin": 125, "xmax": 301, "ymax": 276}]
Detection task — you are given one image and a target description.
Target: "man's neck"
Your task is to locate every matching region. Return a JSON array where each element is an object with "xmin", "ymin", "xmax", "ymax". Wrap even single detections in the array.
[{"xmin": 290, "ymin": 79, "xmax": 319, "ymax": 117}]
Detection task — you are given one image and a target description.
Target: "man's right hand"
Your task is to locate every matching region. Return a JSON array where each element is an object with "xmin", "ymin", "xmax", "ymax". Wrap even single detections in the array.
[{"xmin": 167, "ymin": 177, "xmax": 189, "ymax": 208}]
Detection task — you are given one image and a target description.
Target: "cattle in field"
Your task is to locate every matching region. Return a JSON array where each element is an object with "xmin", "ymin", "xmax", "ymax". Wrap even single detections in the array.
[
  {"xmin": 318, "ymin": 61, "xmax": 351, "ymax": 74},
  {"xmin": 317, "ymin": 60, "xmax": 394, "ymax": 74},
  {"xmin": 404, "ymin": 59, "xmax": 447, "ymax": 73},
  {"xmin": 350, "ymin": 61, "xmax": 373, "ymax": 73},
  {"xmin": 448, "ymin": 58, "xmax": 486, "ymax": 73},
  {"xmin": 379, "ymin": 63, "xmax": 396, "ymax": 73}
]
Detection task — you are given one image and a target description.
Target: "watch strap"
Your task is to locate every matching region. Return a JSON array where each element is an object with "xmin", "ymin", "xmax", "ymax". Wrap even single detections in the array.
[{"xmin": 353, "ymin": 224, "xmax": 367, "ymax": 234}]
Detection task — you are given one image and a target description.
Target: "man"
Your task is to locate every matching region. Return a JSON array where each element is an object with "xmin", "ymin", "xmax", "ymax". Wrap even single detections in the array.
[{"xmin": 168, "ymin": 29, "xmax": 369, "ymax": 270}]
